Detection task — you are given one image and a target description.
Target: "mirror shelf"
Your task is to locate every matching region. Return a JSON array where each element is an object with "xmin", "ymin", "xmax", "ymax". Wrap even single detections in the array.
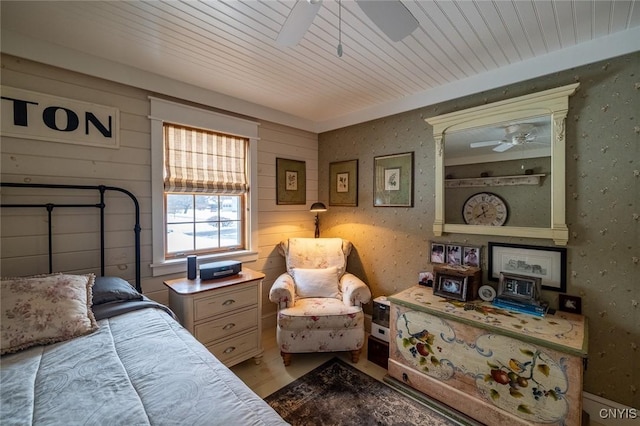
[
  {"xmin": 445, "ymin": 173, "xmax": 545, "ymax": 188},
  {"xmin": 426, "ymin": 83, "xmax": 579, "ymax": 246}
]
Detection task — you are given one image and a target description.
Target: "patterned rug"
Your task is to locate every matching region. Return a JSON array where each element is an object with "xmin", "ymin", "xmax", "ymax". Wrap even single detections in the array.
[{"xmin": 264, "ymin": 358, "xmax": 477, "ymax": 426}]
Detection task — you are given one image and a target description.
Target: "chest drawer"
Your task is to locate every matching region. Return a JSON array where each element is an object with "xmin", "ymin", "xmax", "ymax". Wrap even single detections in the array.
[
  {"xmin": 194, "ymin": 307, "xmax": 257, "ymax": 344},
  {"xmin": 194, "ymin": 284, "xmax": 257, "ymax": 321},
  {"xmin": 207, "ymin": 329, "xmax": 259, "ymax": 365}
]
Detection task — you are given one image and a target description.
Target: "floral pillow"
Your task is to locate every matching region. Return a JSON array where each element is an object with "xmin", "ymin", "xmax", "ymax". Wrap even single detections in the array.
[{"xmin": 1, "ymin": 273, "xmax": 98, "ymax": 355}]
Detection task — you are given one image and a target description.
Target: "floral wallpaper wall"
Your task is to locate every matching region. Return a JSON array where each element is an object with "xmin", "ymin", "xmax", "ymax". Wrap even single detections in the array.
[{"xmin": 318, "ymin": 52, "xmax": 638, "ymax": 408}]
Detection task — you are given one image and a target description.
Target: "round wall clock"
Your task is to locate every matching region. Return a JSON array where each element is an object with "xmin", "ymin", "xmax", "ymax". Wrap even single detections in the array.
[{"xmin": 462, "ymin": 192, "xmax": 508, "ymax": 226}]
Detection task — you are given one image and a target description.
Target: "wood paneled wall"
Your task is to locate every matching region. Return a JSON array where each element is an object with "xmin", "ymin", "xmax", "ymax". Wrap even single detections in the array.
[{"xmin": 0, "ymin": 54, "xmax": 318, "ymax": 326}]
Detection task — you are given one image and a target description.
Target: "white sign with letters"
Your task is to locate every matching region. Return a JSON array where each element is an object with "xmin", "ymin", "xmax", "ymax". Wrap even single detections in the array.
[{"xmin": 1, "ymin": 86, "xmax": 119, "ymax": 149}]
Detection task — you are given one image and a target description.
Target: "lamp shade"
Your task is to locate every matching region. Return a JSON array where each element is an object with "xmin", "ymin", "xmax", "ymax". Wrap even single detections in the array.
[{"xmin": 310, "ymin": 202, "xmax": 327, "ymax": 212}]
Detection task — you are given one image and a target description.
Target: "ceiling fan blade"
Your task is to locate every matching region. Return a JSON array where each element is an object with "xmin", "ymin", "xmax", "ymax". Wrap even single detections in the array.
[
  {"xmin": 493, "ymin": 143, "xmax": 514, "ymax": 152},
  {"xmin": 470, "ymin": 140, "xmax": 502, "ymax": 148},
  {"xmin": 356, "ymin": 0, "xmax": 419, "ymax": 42},
  {"xmin": 276, "ymin": 0, "xmax": 322, "ymax": 47}
]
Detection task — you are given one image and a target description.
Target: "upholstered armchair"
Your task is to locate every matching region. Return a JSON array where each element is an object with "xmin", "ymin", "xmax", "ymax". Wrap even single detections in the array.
[{"xmin": 269, "ymin": 238, "xmax": 371, "ymax": 366}]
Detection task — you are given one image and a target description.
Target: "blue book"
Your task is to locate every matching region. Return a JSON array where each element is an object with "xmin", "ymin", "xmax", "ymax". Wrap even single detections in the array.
[{"xmin": 492, "ymin": 298, "xmax": 548, "ymax": 317}]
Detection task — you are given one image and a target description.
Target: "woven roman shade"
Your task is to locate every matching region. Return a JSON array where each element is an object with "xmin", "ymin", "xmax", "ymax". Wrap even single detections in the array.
[{"xmin": 164, "ymin": 124, "xmax": 248, "ymax": 194}]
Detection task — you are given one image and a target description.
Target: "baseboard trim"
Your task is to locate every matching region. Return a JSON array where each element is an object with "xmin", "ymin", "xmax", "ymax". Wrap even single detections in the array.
[{"xmin": 582, "ymin": 391, "xmax": 637, "ymax": 425}]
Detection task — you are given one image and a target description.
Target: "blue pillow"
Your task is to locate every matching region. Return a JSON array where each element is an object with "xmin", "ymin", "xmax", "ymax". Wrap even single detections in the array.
[{"xmin": 92, "ymin": 276, "xmax": 142, "ymax": 305}]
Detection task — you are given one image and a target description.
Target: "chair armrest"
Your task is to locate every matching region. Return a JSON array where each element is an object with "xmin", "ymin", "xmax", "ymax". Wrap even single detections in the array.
[
  {"xmin": 269, "ymin": 273, "xmax": 296, "ymax": 309},
  {"xmin": 340, "ymin": 273, "xmax": 371, "ymax": 307}
]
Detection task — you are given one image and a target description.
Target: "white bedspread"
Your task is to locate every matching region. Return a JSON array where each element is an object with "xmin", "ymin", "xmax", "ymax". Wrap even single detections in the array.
[{"xmin": 1, "ymin": 307, "xmax": 287, "ymax": 425}]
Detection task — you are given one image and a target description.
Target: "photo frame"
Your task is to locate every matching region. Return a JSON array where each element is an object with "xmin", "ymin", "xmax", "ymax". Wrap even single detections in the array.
[
  {"xmin": 430, "ymin": 242, "xmax": 445, "ymax": 264},
  {"xmin": 276, "ymin": 158, "xmax": 306, "ymax": 205},
  {"xmin": 434, "ymin": 273, "xmax": 468, "ymax": 301},
  {"xmin": 463, "ymin": 246, "xmax": 481, "ymax": 267},
  {"xmin": 559, "ymin": 294, "xmax": 582, "ymax": 315},
  {"xmin": 329, "ymin": 159, "xmax": 358, "ymax": 206},
  {"xmin": 488, "ymin": 242, "xmax": 567, "ymax": 292},
  {"xmin": 497, "ymin": 272, "xmax": 542, "ymax": 303},
  {"xmin": 373, "ymin": 152, "xmax": 414, "ymax": 207},
  {"xmin": 418, "ymin": 271, "xmax": 433, "ymax": 287},
  {"xmin": 446, "ymin": 244, "xmax": 462, "ymax": 266}
]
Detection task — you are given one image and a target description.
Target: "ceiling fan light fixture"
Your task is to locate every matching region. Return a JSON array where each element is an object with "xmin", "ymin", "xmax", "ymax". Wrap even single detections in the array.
[
  {"xmin": 512, "ymin": 134, "xmax": 527, "ymax": 145},
  {"xmin": 505, "ymin": 123, "xmax": 535, "ymax": 135},
  {"xmin": 356, "ymin": 0, "xmax": 419, "ymax": 42}
]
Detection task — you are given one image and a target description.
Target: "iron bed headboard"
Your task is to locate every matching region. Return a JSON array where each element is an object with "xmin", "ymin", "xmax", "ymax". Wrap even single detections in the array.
[{"xmin": 0, "ymin": 182, "xmax": 142, "ymax": 292}]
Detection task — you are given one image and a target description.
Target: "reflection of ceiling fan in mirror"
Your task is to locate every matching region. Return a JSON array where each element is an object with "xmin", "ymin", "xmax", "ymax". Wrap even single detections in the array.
[
  {"xmin": 470, "ymin": 123, "xmax": 542, "ymax": 153},
  {"xmin": 276, "ymin": 0, "xmax": 419, "ymax": 52}
]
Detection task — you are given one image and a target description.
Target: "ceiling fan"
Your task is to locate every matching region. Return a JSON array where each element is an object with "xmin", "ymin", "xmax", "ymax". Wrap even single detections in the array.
[
  {"xmin": 276, "ymin": 0, "xmax": 419, "ymax": 50},
  {"xmin": 469, "ymin": 123, "xmax": 541, "ymax": 153}
]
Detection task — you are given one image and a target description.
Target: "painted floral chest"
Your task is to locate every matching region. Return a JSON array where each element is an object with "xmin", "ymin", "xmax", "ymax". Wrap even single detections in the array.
[{"xmin": 388, "ymin": 286, "xmax": 587, "ymax": 426}]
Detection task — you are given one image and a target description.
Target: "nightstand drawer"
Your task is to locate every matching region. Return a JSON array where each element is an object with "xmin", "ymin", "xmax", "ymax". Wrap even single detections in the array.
[
  {"xmin": 208, "ymin": 329, "xmax": 259, "ymax": 365},
  {"xmin": 194, "ymin": 284, "xmax": 257, "ymax": 321},
  {"xmin": 195, "ymin": 307, "xmax": 257, "ymax": 344}
]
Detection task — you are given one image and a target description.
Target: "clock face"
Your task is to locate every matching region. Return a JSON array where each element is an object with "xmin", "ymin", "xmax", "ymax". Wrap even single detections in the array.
[{"xmin": 462, "ymin": 192, "xmax": 508, "ymax": 226}]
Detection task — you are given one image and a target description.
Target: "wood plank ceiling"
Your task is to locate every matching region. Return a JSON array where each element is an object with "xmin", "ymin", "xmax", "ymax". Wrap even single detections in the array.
[{"xmin": 1, "ymin": 1, "xmax": 639, "ymax": 131}]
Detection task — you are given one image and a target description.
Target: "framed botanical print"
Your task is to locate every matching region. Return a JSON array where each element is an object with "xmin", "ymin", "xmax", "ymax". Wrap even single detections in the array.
[
  {"xmin": 373, "ymin": 152, "xmax": 414, "ymax": 207},
  {"xmin": 276, "ymin": 158, "xmax": 306, "ymax": 205},
  {"xmin": 329, "ymin": 159, "xmax": 358, "ymax": 206}
]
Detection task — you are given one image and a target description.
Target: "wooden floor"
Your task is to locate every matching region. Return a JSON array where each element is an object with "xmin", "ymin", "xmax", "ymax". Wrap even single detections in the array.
[{"xmin": 230, "ymin": 328, "xmax": 387, "ymax": 399}]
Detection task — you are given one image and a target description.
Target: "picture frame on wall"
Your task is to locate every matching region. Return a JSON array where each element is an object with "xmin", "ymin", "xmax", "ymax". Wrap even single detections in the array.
[
  {"xmin": 446, "ymin": 244, "xmax": 462, "ymax": 265},
  {"xmin": 276, "ymin": 158, "xmax": 306, "ymax": 205},
  {"xmin": 488, "ymin": 242, "xmax": 567, "ymax": 292},
  {"xmin": 373, "ymin": 152, "xmax": 414, "ymax": 207},
  {"xmin": 430, "ymin": 243, "xmax": 445, "ymax": 264},
  {"xmin": 329, "ymin": 159, "xmax": 358, "ymax": 206},
  {"xmin": 463, "ymin": 246, "xmax": 481, "ymax": 267}
]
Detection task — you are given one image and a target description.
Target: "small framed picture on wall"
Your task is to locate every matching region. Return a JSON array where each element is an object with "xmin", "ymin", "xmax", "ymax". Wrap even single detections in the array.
[
  {"xmin": 430, "ymin": 243, "xmax": 445, "ymax": 264},
  {"xmin": 329, "ymin": 159, "xmax": 358, "ymax": 206},
  {"xmin": 446, "ymin": 244, "xmax": 462, "ymax": 266},
  {"xmin": 463, "ymin": 246, "xmax": 481, "ymax": 267}
]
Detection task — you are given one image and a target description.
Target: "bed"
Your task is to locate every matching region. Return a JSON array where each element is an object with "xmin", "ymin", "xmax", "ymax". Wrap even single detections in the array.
[{"xmin": 0, "ymin": 183, "xmax": 287, "ymax": 426}]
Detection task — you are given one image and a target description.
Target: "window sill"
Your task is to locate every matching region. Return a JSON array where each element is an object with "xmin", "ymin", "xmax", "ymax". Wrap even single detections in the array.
[{"xmin": 150, "ymin": 250, "xmax": 259, "ymax": 277}]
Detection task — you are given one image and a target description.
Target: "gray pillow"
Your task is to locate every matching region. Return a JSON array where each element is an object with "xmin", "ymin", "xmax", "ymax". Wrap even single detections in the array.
[{"xmin": 92, "ymin": 276, "xmax": 142, "ymax": 305}]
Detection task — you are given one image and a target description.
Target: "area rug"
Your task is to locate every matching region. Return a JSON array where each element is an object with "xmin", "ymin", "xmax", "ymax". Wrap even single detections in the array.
[{"xmin": 264, "ymin": 358, "xmax": 477, "ymax": 426}]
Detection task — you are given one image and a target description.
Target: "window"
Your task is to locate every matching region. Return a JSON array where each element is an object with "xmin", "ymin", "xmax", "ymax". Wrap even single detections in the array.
[
  {"xmin": 166, "ymin": 194, "xmax": 242, "ymax": 255},
  {"xmin": 150, "ymin": 97, "xmax": 259, "ymax": 276},
  {"xmin": 163, "ymin": 123, "xmax": 247, "ymax": 258}
]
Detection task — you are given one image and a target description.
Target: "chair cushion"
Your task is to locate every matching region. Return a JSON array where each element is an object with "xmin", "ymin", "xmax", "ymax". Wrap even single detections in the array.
[
  {"xmin": 284, "ymin": 238, "xmax": 349, "ymax": 277},
  {"xmin": 292, "ymin": 267, "xmax": 341, "ymax": 299},
  {"xmin": 277, "ymin": 298, "xmax": 363, "ymax": 331}
]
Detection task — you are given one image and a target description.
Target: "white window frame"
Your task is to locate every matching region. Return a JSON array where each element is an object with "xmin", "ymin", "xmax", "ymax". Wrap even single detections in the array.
[{"xmin": 149, "ymin": 97, "xmax": 259, "ymax": 276}]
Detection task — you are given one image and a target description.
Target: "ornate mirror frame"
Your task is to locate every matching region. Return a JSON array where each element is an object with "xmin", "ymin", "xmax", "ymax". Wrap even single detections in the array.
[{"xmin": 426, "ymin": 83, "xmax": 579, "ymax": 246}]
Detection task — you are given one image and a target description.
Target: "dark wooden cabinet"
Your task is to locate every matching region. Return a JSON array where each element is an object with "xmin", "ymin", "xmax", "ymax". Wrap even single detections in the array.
[{"xmin": 367, "ymin": 335, "xmax": 389, "ymax": 369}]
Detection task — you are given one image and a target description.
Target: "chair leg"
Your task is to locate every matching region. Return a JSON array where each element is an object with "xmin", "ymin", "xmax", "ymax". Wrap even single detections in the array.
[
  {"xmin": 281, "ymin": 351, "xmax": 292, "ymax": 366},
  {"xmin": 350, "ymin": 349, "xmax": 361, "ymax": 363}
]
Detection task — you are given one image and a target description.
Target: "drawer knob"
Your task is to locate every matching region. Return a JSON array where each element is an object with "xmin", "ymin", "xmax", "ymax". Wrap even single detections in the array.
[
  {"xmin": 222, "ymin": 323, "xmax": 236, "ymax": 330},
  {"xmin": 223, "ymin": 346, "xmax": 236, "ymax": 354},
  {"xmin": 222, "ymin": 299, "xmax": 236, "ymax": 306}
]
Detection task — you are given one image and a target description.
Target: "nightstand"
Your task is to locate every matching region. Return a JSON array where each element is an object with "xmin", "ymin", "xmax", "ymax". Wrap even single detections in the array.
[{"xmin": 164, "ymin": 268, "xmax": 265, "ymax": 367}]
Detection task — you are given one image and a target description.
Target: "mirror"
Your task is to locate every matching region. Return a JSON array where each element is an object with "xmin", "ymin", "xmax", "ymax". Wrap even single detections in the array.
[{"xmin": 426, "ymin": 84, "xmax": 579, "ymax": 245}]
